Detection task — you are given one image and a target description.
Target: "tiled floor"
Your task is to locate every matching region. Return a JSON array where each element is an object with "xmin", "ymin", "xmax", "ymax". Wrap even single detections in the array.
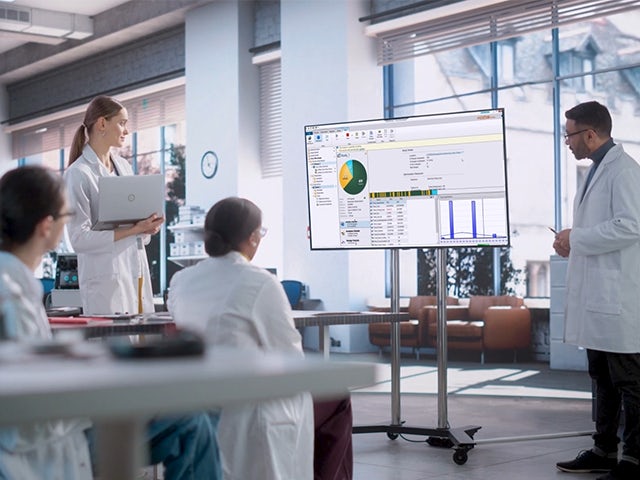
[{"xmin": 349, "ymin": 352, "xmax": 598, "ymax": 479}]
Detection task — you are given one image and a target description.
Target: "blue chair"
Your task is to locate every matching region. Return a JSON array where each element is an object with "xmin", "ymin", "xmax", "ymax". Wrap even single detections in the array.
[{"xmin": 280, "ymin": 280, "xmax": 304, "ymax": 309}]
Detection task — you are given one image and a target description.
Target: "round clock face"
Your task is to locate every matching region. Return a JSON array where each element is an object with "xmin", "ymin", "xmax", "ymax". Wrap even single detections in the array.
[{"xmin": 201, "ymin": 151, "xmax": 219, "ymax": 179}]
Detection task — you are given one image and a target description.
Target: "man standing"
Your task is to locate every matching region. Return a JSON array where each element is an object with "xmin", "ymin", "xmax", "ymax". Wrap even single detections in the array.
[{"xmin": 554, "ymin": 101, "xmax": 640, "ymax": 480}]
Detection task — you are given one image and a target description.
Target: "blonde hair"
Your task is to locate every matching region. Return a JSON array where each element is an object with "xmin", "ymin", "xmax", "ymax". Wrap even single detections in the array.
[{"xmin": 68, "ymin": 95, "xmax": 124, "ymax": 166}]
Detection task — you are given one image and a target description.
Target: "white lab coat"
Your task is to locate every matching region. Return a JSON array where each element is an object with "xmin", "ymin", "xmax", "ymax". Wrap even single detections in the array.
[
  {"xmin": 64, "ymin": 145, "xmax": 154, "ymax": 315},
  {"xmin": 0, "ymin": 252, "xmax": 92, "ymax": 480},
  {"xmin": 168, "ymin": 252, "xmax": 314, "ymax": 480},
  {"xmin": 564, "ymin": 143, "xmax": 640, "ymax": 353}
]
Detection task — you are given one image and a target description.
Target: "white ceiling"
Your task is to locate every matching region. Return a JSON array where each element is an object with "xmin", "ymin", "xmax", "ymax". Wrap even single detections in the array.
[{"xmin": 0, "ymin": 0, "xmax": 130, "ymax": 53}]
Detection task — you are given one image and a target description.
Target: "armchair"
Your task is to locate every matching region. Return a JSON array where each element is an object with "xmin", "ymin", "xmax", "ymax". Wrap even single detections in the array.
[
  {"xmin": 368, "ymin": 295, "xmax": 459, "ymax": 359},
  {"xmin": 425, "ymin": 295, "xmax": 531, "ymax": 363}
]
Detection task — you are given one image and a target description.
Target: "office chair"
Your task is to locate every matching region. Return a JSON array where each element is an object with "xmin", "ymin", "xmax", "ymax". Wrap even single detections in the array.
[{"xmin": 280, "ymin": 280, "xmax": 304, "ymax": 309}]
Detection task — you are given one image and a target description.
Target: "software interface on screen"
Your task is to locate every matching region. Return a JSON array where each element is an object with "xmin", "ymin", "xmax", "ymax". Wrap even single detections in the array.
[{"xmin": 304, "ymin": 109, "xmax": 509, "ymax": 250}]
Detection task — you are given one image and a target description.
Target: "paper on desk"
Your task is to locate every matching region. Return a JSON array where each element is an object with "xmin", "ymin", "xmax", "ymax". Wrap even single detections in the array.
[{"xmin": 48, "ymin": 317, "xmax": 114, "ymax": 325}]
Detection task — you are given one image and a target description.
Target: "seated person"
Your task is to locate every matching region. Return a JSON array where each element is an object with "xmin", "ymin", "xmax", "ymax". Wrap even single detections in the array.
[
  {"xmin": 0, "ymin": 166, "xmax": 221, "ymax": 480},
  {"xmin": 168, "ymin": 196, "xmax": 353, "ymax": 480}
]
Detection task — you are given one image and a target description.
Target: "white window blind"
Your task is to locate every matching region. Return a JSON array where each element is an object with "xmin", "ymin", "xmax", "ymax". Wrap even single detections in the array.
[
  {"xmin": 366, "ymin": 0, "xmax": 640, "ymax": 65},
  {"xmin": 259, "ymin": 60, "xmax": 283, "ymax": 178},
  {"xmin": 11, "ymin": 85, "xmax": 185, "ymax": 159}
]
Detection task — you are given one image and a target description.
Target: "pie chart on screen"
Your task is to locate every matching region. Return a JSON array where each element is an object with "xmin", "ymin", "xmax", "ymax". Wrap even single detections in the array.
[{"xmin": 339, "ymin": 159, "xmax": 367, "ymax": 195}]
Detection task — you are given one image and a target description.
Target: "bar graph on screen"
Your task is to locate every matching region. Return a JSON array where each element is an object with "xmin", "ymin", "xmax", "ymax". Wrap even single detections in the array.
[{"xmin": 439, "ymin": 197, "xmax": 508, "ymax": 245}]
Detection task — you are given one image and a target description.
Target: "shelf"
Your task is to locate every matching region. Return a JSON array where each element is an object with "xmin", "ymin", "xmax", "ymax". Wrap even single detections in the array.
[
  {"xmin": 168, "ymin": 223, "xmax": 204, "ymax": 231},
  {"xmin": 168, "ymin": 255, "xmax": 207, "ymax": 267}
]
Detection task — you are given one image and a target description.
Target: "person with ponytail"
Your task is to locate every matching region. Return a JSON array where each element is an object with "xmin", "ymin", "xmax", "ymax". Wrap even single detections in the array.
[
  {"xmin": 168, "ymin": 197, "xmax": 353, "ymax": 480},
  {"xmin": 64, "ymin": 95, "xmax": 164, "ymax": 315}
]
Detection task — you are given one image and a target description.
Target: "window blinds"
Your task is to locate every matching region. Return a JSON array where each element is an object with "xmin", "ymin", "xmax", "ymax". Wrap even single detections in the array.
[
  {"xmin": 11, "ymin": 85, "xmax": 185, "ymax": 160},
  {"xmin": 366, "ymin": 0, "xmax": 640, "ymax": 65},
  {"xmin": 259, "ymin": 60, "xmax": 283, "ymax": 178}
]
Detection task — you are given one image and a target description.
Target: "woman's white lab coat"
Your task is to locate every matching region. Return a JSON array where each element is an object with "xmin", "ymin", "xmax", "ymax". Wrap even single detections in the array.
[
  {"xmin": 168, "ymin": 252, "xmax": 314, "ymax": 480},
  {"xmin": 564, "ymin": 144, "xmax": 640, "ymax": 353},
  {"xmin": 0, "ymin": 252, "xmax": 92, "ymax": 480},
  {"xmin": 64, "ymin": 145, "xmax": 154, "ymax": 315}
]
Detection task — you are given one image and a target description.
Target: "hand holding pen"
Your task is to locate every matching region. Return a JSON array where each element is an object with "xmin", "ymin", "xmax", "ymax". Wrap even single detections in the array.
[{"xmin": 551, "ymin": 226, "xmax": 571, "ymax": 257}]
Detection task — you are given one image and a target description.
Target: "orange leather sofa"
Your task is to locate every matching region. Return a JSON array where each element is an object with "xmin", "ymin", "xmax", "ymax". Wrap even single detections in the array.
[
  {"xmin": 424, "ymin": 295, "xmax": 531, "ymax": 363},
  {"xmin": 368, "ymin": 295, "xmax": 459, "ymax": 358}
]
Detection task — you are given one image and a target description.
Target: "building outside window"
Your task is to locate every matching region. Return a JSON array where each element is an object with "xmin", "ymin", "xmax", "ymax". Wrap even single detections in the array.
[{"xmin": 385, "ymin": 10, "xmax": 640, "ymax": 297}]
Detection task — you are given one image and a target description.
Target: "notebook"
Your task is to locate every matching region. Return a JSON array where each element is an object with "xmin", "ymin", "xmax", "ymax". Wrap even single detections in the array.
[{"xmin": 92, "ymin": 174, "xmax": 164, "ymax": 231}]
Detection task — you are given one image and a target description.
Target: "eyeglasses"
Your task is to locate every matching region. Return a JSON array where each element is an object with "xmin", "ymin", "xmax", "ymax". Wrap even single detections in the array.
[
  {"xmin": 54, "ymin": 210, "xmax": 76, "ymax": 220},
  {"xmin": 563, "ymin": 128, "xmax": 590, "ymax": 140},
  {"xmin": 258, "ymin": 226, "xmax": 268, "ymax": 238}
]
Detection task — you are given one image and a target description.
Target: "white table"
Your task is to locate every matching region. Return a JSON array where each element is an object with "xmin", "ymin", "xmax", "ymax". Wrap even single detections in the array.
[{"xmin": 0, "ymin": 344, "xmax": 376, "ymax": 480}]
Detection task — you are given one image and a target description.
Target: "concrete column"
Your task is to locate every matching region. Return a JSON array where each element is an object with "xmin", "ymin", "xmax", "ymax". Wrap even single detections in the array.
[
  {"xmin": 184, "ymin": 1, "xmax": 282, "ymax": 270},
  {"xmin": 281, "ymin": 0, "xmax": 386, "ymax": 352}
]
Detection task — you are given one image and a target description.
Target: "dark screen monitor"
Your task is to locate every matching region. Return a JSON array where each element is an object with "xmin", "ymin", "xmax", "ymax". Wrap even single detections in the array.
[{"xmin": 304, "ymin": 108, "xmax": 510, "ymax": 250}]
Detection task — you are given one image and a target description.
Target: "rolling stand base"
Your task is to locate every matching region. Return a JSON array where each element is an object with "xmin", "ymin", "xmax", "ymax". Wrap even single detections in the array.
[{"xmin": 353, "ymin": 424, "xmax": 481, "ymax": 465}]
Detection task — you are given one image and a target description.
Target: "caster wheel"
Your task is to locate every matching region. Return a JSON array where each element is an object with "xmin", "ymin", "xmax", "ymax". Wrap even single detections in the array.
[
  {"xmin": 453, "ymin": 450, "xmax": 468, "ymax": 465},
  {"xmin": 386, "ymin": 432, "xmax": 398, "ymax": 440}
]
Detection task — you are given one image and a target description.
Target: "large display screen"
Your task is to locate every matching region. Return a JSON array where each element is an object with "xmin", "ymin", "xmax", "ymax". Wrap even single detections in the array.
[{"xmin": 304, "ymin": 108, "xmax": 510, "ymax": 250}]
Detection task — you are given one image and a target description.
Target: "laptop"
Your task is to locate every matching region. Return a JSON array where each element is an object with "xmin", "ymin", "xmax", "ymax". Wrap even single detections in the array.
[{"xmin": 92, "ymin": 174, "xmax": 164, "ymax": 231}]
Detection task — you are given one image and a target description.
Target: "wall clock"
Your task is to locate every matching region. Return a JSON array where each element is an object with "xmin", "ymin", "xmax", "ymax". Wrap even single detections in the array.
[{"xmin": 200, "ymin": 150, "xmax": 219, "ymax": 179}]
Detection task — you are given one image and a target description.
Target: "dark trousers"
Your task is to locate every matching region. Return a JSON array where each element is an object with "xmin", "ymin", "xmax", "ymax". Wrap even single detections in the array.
[
  {"xmin": 588, "ymin": 349, "xmax": 640, "ymax": 460},
  {"xmin": 313, "ymin": 396, "xmax": 353, "ymax": 480}
]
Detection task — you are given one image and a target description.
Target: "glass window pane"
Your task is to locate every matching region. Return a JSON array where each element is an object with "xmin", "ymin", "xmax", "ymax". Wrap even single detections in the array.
[
  {"xmin": 390, "ymin": 48, "xmax": 492, "ymax": 118},
  {"xmin": 560, "ymin": 68, "xmax": 640, "ymax": 229},
  {"xmin": 390, "ymin": 8, "xmax": 640, "ymax": 299},
  {"xmin": 41, "ymin": 150, "xmax": 63, "ymax": 173},
  {"xmin": 498, "ymin": 34, "xmax": 554, "ymax": 88}
]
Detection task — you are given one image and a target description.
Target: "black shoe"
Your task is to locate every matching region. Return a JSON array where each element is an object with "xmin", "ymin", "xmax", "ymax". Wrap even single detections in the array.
[
  {"xmin": 596, "ymin": 460, "xmax": 640, "ymax": 479},
  {"xmin": 556, "ymin": 450, "xmax": 617, "ymax": 473}
]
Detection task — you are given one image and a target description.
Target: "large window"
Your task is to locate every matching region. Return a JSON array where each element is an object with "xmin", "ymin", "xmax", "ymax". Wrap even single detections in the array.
[{"xmin": 385, "ymin": 9, "xmax": 640, "ymax": 297}]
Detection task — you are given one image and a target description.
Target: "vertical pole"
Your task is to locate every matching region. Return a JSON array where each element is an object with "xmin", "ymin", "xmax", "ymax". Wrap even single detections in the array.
[
  {"xmin": 436, "ymin": 248, "xmax": 448, "ymax": 428},
  {"xmin": 95, "ymin": 419, "xmax": 146, "ymax": 480},
  {"xmin": 490, "ymin": 40, "xmax": 502, "ymax": 296},
  {"xmin": 159, "ymin": 128, "xmax": 167, "ymax": 296},
  {"xmin": 390, "ymin": 249, "xmax": 401, "ymax": 425},
  {"xmin": 552, "ymin": 27, "xmax": 562, "ymax": 231}
]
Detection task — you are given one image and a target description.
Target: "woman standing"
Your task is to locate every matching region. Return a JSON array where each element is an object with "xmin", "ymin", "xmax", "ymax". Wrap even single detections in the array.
[{"xmin": 64, "ymin": 95, "xmax": 164, "ymax": 315}]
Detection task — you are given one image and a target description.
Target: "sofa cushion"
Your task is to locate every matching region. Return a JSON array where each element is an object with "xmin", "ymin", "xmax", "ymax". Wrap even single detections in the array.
[
  {"xmin": 468, "ymin": 295, "xmax": 525, "ymax": 319},
  {"xmin": 427, "ymin": 320, "xmax": 483, "ymax": 339}
]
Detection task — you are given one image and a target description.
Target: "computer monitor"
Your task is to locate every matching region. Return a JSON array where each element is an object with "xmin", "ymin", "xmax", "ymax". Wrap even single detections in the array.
[{"xmin": 304, "ymin": 108, "xmax": 510, "ymax": 250}]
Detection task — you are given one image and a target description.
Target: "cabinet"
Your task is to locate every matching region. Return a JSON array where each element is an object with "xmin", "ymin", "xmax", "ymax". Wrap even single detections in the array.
[
  {"xmin": 167, "ymin": 223, "xmax": 207, "ymax": 267},
  {"xmin": 549, "ymin": 254, "xmax": 587, "ymax": 370}
]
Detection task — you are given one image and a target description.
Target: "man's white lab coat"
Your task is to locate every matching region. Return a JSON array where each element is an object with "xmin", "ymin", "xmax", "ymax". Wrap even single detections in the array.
[
  {"xmin": 64, "ymin": 145, "xmax": 154, "ymax": 315},
  {"xmin": 564, "ymin": 144, "xmax": 640, "ymax": 353},
  {"xmin": 168, "ymin": 252, "xmax": 314, "ymax": 480}
]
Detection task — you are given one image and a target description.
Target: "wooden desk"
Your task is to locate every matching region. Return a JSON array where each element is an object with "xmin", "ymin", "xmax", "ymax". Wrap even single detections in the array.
[{"xmin": 0, "ymin": 344, "xmax": 375, "ymax": 480}]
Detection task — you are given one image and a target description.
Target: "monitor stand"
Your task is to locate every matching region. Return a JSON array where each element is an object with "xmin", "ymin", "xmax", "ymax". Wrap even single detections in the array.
[{"xmin": 352, "ymin": 248, "xmax": 480, "ymax": 465}]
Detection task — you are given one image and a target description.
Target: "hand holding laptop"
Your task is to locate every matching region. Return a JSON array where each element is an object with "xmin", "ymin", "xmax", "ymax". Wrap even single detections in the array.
[
  {"xmin": 136, "ymin": 213, "xmax": 165, "ymax": 235},
  {"xmin": 113, "ymin": 213, "xmax": 164, "ymax": 243}
]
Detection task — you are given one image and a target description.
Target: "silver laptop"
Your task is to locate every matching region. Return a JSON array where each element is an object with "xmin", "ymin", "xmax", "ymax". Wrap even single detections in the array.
[{"xmin": 92, "ymin": 174, "xmax": 164, "ymax": 231}]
